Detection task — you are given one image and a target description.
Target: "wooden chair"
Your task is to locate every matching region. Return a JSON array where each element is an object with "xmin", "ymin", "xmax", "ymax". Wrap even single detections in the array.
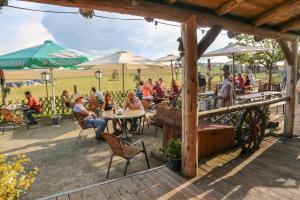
[
  {"xmin": 88, "ymin": 98, "xmax": 100, "ymax": 117},
  {"xmin": 0, "ymin": 108, "xmax": 23, "ymax": 134},
  {"xmin": 103, "ymin": 133, "xmax": 150, "ymax": 178},
  {"xmin": 73, "ymin": 112, "xmax": 96, "ymax": 144},
  {"xmin": 141, "ymin": 100, "xmax": 151, "ymax": 128}
]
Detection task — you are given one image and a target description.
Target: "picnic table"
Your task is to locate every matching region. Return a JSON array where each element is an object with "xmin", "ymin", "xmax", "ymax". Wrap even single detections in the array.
[{"xmin": 102, "ymin": 109, "xmax": 145, "ymax": 140}]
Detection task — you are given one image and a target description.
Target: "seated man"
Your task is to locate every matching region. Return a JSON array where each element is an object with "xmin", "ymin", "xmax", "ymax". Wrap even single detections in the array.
[
  {"xmin": 123, "ymin": 91, "xmax": 144, "ymax": 131},
  {"xmin": 24, "ymin": 91, "xmax": 43, "ymax": 125},
  {"xmin": 73, "ymin": 94, "xmax": 107, "ymax": 142}
]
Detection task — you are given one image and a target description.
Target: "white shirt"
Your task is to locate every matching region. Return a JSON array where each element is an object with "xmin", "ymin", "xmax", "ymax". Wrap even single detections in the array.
[{"xmin": 94, "ymin": 91, "xmax": 104, "ymax": 101}]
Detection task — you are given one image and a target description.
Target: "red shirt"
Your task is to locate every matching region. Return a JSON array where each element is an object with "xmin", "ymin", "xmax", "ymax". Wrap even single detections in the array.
[
  {"xmin": 153, "ymin": 84, "xmax": 164, "ymax": 98},
  {"xmin": 27, "ymin": 96, "xmax": 43, "ymax": 113},
  {"xmin": 237, "ymin": 77, "xmax": 245, "ymax": 88}
]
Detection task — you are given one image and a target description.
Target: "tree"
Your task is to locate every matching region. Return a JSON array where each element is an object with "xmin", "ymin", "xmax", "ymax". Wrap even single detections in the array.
[{"xmin": 232, "ymin": 34, "xmax": 284, "ymax": 89}]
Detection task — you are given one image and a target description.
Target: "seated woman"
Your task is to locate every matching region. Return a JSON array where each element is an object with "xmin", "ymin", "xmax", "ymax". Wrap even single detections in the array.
[
  {"xmin": 142, "ymin": 81, "xmax": 153, "ymax": 101},
  {"xmin": 61, "ymin": 90, "xmax": 73, "ymax": 108},
  {"xmin": 101, "ymin": 92, "xmax": 120, "ymax": 134}
]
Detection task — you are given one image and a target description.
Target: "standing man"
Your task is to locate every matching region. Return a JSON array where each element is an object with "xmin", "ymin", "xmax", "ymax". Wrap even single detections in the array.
[
  {"xmin": 24, "ymin": 91, "xmax": 43, "ymax": 125},
  {"xmin": 198, "ymin": 72, "xmax": 207, "ymax": 93},
  {"xmin": 73, "ymin": 94, "xmax": 107, "ymax": 142},
  {"xmin": 90, "ymin": 87, "xmax": 104, "ymax": 103},
  {"xmin": 217, "ymin": 65, "xmax": 234, "ymax": 107}
]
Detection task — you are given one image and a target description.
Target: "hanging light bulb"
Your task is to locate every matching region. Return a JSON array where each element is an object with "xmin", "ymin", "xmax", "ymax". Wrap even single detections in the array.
[
  {"xmin": 154, "ymin": 21, "xmax": 158, "ymax": 29},
  {"xmin": 144, "ymin": 17, "xmax": 154, "ymax": 23},
  {"xmin": 79, "ymin": 8, "xmax": 95, "ymax": 19}
]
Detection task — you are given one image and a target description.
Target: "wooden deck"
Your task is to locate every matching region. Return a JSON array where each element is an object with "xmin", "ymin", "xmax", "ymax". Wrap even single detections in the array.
[{"xmin": 39, "ymin": 136, "xmax": 300, "ymax": 200}]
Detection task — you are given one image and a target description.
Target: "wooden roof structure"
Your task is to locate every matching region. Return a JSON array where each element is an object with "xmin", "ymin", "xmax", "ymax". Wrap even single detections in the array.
[
  {"xmin": 24, "ymin": 0, "xmax": 300, "ymax": 40},
  {"xmin": 20, "ymin": 0, "xmax": 299, "ymax": 178}
]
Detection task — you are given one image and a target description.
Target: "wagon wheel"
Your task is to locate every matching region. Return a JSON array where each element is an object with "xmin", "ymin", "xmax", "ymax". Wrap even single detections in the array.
[{"xmin": 236, "ymin": 108, "xmax": 267, "ymax": 153}]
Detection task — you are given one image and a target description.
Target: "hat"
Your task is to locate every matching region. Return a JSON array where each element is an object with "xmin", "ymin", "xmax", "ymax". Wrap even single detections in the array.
[{"xmin": 74, "ymin": 94, "xmax": 83, "ymax": 101}]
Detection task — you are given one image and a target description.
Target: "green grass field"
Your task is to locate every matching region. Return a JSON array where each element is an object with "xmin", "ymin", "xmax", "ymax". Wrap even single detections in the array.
[{"xmin": 3, "ymin": 67, "xmax": 283, "ymax": 101}]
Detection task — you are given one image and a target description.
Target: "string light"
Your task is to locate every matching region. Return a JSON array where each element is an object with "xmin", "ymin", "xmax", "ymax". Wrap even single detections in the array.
[{"xmin": 4, "ymin": 4, "xmax": 228, "ymax": 36}]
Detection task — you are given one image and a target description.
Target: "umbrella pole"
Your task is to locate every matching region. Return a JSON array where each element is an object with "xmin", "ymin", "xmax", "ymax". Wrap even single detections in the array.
[
  {"xmin": 122, "ymin": 64, "xmax": 125, "ymax": 93},
  {"xmin": 50, "ymin": 68, "xmax": 56, "ymax": 115},
  {"xmin": 171, "ymin": 60, "xmax": 174, "ymax": 80}
]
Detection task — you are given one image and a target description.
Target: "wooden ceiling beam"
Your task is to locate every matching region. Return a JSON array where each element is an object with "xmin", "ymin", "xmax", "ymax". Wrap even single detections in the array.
[
  {"xmin": 215, "ymin": 0, "xmax": 246, "ymax": 16},
  {"xmin": 197, "ymin": 25, "xmax": 222, "ymax": 58},
  {"xmin": 278, "ymin": 39, "xmax": 293, "ymax": 65},
  {"xmin": 254, "ymin": 0, "xmax": 300, "ymax": 26},
  {"xmin": 165, "ymin": 0, "xmax": 177, "ymax": 4},
  {"xmin": 21, "ymin": 0, "xmax": 298, "ymax": 40},
  {"xmin": 280, "ymin": 17, "xmax": 300, "ymax": 32}
]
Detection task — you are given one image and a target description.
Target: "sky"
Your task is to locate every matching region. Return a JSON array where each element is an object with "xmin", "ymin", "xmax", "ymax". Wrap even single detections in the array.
[{"xmin": 0, "ymin": 0, "xmax": 233, "ymax": 62}]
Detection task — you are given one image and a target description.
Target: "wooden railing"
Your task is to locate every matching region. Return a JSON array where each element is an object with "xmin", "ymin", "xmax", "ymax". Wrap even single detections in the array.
[{"xmin": 198, "ymin": 96, "xmax": 289, "ymax": 118}]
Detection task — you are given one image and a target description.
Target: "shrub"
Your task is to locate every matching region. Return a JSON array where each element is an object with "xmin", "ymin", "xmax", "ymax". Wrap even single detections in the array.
[
  {"xmin": 0, "ymin": 154, "xmax": 38, "ymax": 200},
  {"xmin": 160, "ymin": 139, "xmax": 182, "ymax": 160}
]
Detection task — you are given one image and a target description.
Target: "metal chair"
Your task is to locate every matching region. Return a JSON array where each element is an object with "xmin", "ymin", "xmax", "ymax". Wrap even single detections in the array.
[
  {"xmin": 0, "ymin": 108, "xmax": 23, "ymax": 134},
  {"xmin": 103, "ymin": 133, "xmax": 150, "ymax": 178},
  {"xmin": 73, "ymin": 112, "xmax": 96, "ymax": 144}
]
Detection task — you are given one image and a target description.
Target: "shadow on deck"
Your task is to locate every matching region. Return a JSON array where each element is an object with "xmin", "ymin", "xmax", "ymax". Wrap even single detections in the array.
[{"xmin": 39, "ymin": 136, "xmax": 300, "ymax": 200}]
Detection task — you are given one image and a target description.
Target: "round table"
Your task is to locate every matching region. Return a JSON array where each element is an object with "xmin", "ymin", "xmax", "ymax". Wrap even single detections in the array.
[{"xmin": 102, "ymin": 109, "xmax": 146, "ymax": 140}]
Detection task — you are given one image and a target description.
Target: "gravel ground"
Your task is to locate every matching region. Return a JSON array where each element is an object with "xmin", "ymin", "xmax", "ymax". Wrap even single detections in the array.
[{"xmin": 0, "ymin": 118, "xmax": 164, "ymax": 200}]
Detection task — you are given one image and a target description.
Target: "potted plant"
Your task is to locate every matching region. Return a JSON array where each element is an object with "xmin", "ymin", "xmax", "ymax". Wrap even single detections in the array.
[{"xmin": 160, "ymin": 139, "xmax": 182, "ymax": 171}]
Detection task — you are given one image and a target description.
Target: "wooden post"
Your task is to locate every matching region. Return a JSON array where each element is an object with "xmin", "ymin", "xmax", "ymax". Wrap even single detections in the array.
[
  {"xmin": 284, "ymin": 37, "xmax": 298, "ymax": 138},
  {"xmin": 207, "ymin": 58, "xmax": 212, "ymax": 90},
  {"xmin": 181, "ymin": 15, "xmax": 198, "ymax": 178},
  {"xmin": 73, "ymin": 85, "xmax": 78, "ymax": 94}
]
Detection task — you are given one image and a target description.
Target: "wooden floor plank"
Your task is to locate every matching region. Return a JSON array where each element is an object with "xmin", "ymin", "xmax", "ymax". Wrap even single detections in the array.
[
  {"xmin": 100, "ymin": 183, "xmax": 121, "ymax": 200},
  {"xmin": 69, "ymin": 191, "xmax": 82, "ymax": 200},
  {"xmin": 146, "ymin": 170, "xmax": 188, "ymax": 200},
  {"xmin": 89, "ymin": 185, "xmax": 108, "ymax": 200},
  {"xmin": 57, "ymin": 195, "xmax": 69, "ymax": 200},
  {"xmin": 80, "ymin": 189, "xmax": 95, "ymax": 200},
  {"xmin": 119, "ymin": 175, "xmax": 158, "ymax": 200},
  {"xmin": 110, "ymin": 181, "xmax": 135, "ymax": 200},
  {"xmin": 136, "ymin": 172, "xmax": 172, "ymax": 198}
]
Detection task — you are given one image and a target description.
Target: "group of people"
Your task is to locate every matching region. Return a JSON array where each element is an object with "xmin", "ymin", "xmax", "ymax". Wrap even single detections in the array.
[
  {"xmin": 61, "ymin": 86, "xmax": 145, "ymax": 142},
  {"xmin": 235, "ymin": 73, "xmax": 256, "ymax": 91},
  {"xmin": 135, "ymin": 77, "xmax": 181, "ymax": 104}
]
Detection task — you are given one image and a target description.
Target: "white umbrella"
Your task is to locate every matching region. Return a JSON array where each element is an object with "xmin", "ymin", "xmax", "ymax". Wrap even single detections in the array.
[
  {"xmin": 156, "ymin": 54, "xmax": 180, "ymax": 80},
  {"xmin": 203, "ymin": 44, "xmax": 272, "ymax": 78},
  {"xmin": 78, "ymin": 51, "xmax": 164, "ymax": 92}
]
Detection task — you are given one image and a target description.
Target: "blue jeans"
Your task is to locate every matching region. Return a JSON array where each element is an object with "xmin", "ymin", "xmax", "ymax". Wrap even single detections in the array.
[
  {"xmin": 84, "ymin": 118, "xmax": 107, "ymax": 139},
  {"xmin": 24, "ymin": 109, "xmax": 40, "ymax": 123}
]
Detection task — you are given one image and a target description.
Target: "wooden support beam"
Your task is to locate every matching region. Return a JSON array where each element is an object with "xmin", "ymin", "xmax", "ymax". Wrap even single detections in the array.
[
  {"xmin": 254, "ymin": 0, "xmax": 300, "ymax": 26},
  {"xmin": 284, "ymin": 37, "xmax": 298, "ymax": 138},
  {"xmin": 216, "ymin": 0, "xmax": 246, "ymax": 16},
  {"xmin": 278, "ymin": 40, "xmax": 294, "ymax": 65},
  {"xmin": 22, "ymin": 0, "xmax": 298, "ymax": 40},
  {"xmin": 280, "ymin": 17, "xmax": 300, "ymax": 33},
  {"xmin": 181, "ymin": 15, "xmax": 198, "ymax": 178},
  {"xmin": 197, "ymin": 25, "xmax": 222, "ymax": 58}
]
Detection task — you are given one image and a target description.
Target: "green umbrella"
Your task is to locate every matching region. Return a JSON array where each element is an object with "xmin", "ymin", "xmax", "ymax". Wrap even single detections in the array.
[{"xmin": 0, "ymin": 40, "xmax": 88, "ymax": 114}]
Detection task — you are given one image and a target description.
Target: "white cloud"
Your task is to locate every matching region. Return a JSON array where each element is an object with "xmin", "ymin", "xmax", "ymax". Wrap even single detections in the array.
[
  {"xmin": 0, "ymin": 1, "xmax": 232, "ymax": 63},
  {"xmin": 0, "ymin": 2, "xmax": 54, "ymax": 54}
]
